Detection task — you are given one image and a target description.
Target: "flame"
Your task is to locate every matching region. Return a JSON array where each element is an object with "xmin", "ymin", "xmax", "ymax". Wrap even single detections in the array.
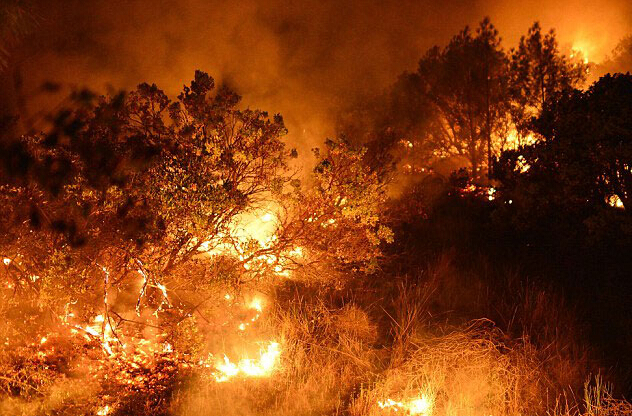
[
  {"xmin": 487, "ymin": 187, "xmax": 496, "ymax": 201},
  {"xmin": 516, "ymin": 155, "xmax": 531, "ymax": 173},
  {"xmin": 607, "ymin": 194, "xmax": 624, "ymax": 209},
  {"xmin": 249, "ymin": 297, "xmax": 264, "ymax": 313},
  {"xmin": 237, "ymin": 296, "xmax": 266, "ymax": 331},
  {"xmin": 2, "ymin": 200, "xmax": 298, "ymax": 408},
  {"xmin": 194, "ymin": 205, "xmax": 305, "ymax": 277},
  {"xmin": 506, "ymin": 130, "xmax": 537, "ymax": 150},
  {"xmin": 71, "ymin": 314, "xmax": 117, "ymax": 355},
  {"xmin": 96, "ymin": 405, "xmax": 111, "ymax": 415},
  {"xmin": 570, "ymin": 41, "xmax": 592, "ymax": 64},
  {"xmin": 378, "ymin": 393, "xmax": 434, "ymax": 415},
  {"xmin": 213, "ymin": 341, "xmax": 281, "ymax": 382}
]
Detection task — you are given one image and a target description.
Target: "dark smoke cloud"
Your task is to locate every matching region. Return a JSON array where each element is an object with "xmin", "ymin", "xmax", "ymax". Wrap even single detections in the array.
[{"xmin": 2, "ymin": 0, "xmax": 631, "ymax": 153}]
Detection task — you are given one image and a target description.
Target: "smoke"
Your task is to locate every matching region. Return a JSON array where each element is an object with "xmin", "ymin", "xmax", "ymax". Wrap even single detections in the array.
[
  {"xmin": 2, "ymin": 0, "xmax": 631, "ymax": 154},
  {"xmin": 486, "ymin": 0, "xmax": 632, "ymax": 61}
]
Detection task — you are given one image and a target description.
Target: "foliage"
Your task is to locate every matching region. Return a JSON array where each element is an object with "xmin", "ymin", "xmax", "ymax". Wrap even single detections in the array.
[
  {"xmin": 493, "ymin": 73, "xmax": 632, "ymax": 245},
  {"xmin": 508, "ymin": 22, "xmax": 588, "ymax": 138},
  {"xmin": 0, "ymin": 71, "xmax": 392, "ymax": 415},
  {"xmin": 2, "ymin": 16, "xmax": 632, "ymax": 416},
  {"xmin": 0, "ymin": 69, "xmax": 292, "ymax": 321},
  {"xmin": 338, "ymin": 19, "xmax": 586, "ymax": 182},
  {"xmin": 275, "ymin": 138, "xmax": 393, "ymax": 276},
  {"xmin": 414, "ymin": 18, "xmax": 510, "ymax": 177}
]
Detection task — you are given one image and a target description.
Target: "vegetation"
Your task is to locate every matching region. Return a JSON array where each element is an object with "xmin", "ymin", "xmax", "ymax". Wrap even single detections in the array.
[
  {"xmin": 1, "ymin": 17, "xmax": 632, "ymax": 416},
  {"xmin": 339, "ymin": 21, "xmax": 587, "ymax": 180}
]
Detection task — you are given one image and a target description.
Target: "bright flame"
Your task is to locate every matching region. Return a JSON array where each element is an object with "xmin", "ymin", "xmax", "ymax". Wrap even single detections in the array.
[
  {"xmin": 213, "ymin": 342, "xmax": 281, "ymax": 382},
  {"xmin": 570, "ymin": 41, "xmax": 592, "ymax": 64},
  {"xmin": 516, "ymin": 155, "xmax": 531, "ymax": 173},
  {"xmin": 607, "ymin": 194, "xmax": 625, "ymax": 209},
  {"xmin": 249, "ymin": 297, "xmax": 263, "ymax": 313},
  {"xmin": 72, "ymin": 314, "xmax": 116, "ymax": 355},
  {"xmin": 487, "ymin": 187, "xmax": 496, "ymax": 201},
  {"xmin": 378, "ymin": 393, "xmax": 433, "ymax": 415},
  {"xmin": 96, "ymin": 405, "xmax": 110, "ymax": 415},
  {"xmin": 408, "ymin": 396, "xmax": 433, "ymax": 415},
  {"xmin": 506, "ymin": 130, "xmax": 537, "ymax": 150}
]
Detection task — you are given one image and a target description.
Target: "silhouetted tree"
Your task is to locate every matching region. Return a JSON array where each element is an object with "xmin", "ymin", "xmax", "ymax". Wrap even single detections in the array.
[
  {"xmin": 599, "ymin": 35, "xmax": 632, "ymax": 75},
  {"xmin": 508, "ymin": 22, "xmax": 587, "ymax": 139},
  {"xmin": 409, "ymin": 18, "xmax": 510, "ymax": 179},
  {"xmin": 341, "ymin": 20, "xmax": 588, "ymax": 183},
  {"xmin": 493, "ymin": 73, "xmax": 632, "ymax": 242}
]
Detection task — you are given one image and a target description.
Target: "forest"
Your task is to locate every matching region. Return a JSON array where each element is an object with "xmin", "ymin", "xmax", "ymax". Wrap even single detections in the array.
[{"xmin": 1, "ymin": 2, "xmax": 632, "ymax": 415}]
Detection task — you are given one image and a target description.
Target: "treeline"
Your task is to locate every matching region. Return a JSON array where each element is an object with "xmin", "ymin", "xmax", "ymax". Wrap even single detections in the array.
[{"xmin": 339, "ymin": 19, "xmax": 594, "ymax": 179}]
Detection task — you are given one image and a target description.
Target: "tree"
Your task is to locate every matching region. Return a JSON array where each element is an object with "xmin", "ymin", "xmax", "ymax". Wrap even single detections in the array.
[
  {"xmin": 1, "ymin": 70, "xmax": 292, "ymax": 315},
  {"xmin": 599, "ymin": 35, "xmax": 632, "ymax": 75},
  {"xmin": 341, "ymin": 18, "xmax": 511, "ymax": 181},
  {"xmin": 413, "ymin": 18, "xmax": 510, "ymax": 179},
  {"xmin": 0, "ymin": 71, "xmax": 392, "ymax": 414},
  {"xmin": 493, "ymin": 73, "xmax": 632, "ymax": 242},
  {"xmin": 275, "ymin": 138, "xmax": 393, "ymax": 277},
  {"xmin": 341, "ymin": 20, "xmax": 587, "ymax": 183},
  {"xmin": 508, "ymin": 22, "xmax": 588, "ymax": 139}
]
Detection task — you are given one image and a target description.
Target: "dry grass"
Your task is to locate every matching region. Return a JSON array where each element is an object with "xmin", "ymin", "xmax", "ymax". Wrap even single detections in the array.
[
  {"xmin": 3, "ymin": 256, "xmax": 631, "ymax": 416},
  {"xmin": 172, "ymin": 285, "xmax": 380, "ymax": 416},
  {"xmin": 350, "ymin": 321, "xmax": 545, "ymax": 416},
  {"xmin": 173, "ymin": 256, "xmax": 632, "ymax": 416}
]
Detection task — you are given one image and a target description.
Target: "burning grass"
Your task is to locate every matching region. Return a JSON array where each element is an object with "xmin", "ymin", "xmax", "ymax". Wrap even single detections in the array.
[
  {"xmin": 1, "ymin": 182, "xmax": 630, "ymax": 415},
  {"xmin": 2, "ymin": 262, "xmax": 632, "ymax": 416},
  {"xmin": 350, "ymin": 321, "xmax": 545, "ymax": 416}
]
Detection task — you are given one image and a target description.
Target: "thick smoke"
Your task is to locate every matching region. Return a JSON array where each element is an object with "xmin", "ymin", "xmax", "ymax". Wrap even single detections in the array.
[{"xmin": 2, "ymin": 0, "xmax": 631, "ymax": 154}]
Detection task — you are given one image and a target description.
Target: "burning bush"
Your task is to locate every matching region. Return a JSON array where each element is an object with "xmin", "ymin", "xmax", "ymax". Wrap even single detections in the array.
[{"xmin": 0, "ymin": 70, "xmax": 392, "ymax": 415}]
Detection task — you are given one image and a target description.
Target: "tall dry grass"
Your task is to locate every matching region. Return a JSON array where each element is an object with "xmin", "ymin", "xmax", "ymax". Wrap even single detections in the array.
[
  {"xmin": 173, "ymin": 281, "xmax": 381, "ymax": 416},
  {"xmin": 7, "ymin": 253, "xmax": 627, "ymax": 416},
  {"xmin": 173, "ymin": 253, "xmax": 632, "ymax": 416}
]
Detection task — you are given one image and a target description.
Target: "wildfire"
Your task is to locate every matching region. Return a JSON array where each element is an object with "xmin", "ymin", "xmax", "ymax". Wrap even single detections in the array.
[
  {"xmin": 487, "ymin": 187, "xmax": 496, "ymax": 201},
  {"xmin": 378, "ymin": 393, "xmax": 434, "ymax": 415},
  {"xmin": 96, "ymin": 405, "xmax": 111, "ymax": 415},
  {"xmin": 212, "ymin": 341, "xmax": 281, "ymax": 382},
  {"xmin": 570, "ymin": 41, "xmax": 592, "ymax": 64},
  {"xmin": 516, "ymin": 155, "xmax": 531, "ymax": 173},
  {"xmin": 196, "ymin": 207, "xmax": 305, "ymax": 277},
  {"xmin": 249, "ymin": 297, "xmax": 263, "ymax": 313},
  {"xmin": 236, "ymin": 296, "xmax": 266, "ymax": 330},
  {"xmin": 71, "ymin": 314, "xmax": 117, "ymax": 355},
  {"xmin": 607, "ymin": 194, "xmax": 625, "ymax": 209},
  {"xmin": 505, "ymin": 130, "xmax": 537, "ymax": 150},
  {"xmin": 1, "ymin": 203, "xmax": 292, "ymax": 413}
]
